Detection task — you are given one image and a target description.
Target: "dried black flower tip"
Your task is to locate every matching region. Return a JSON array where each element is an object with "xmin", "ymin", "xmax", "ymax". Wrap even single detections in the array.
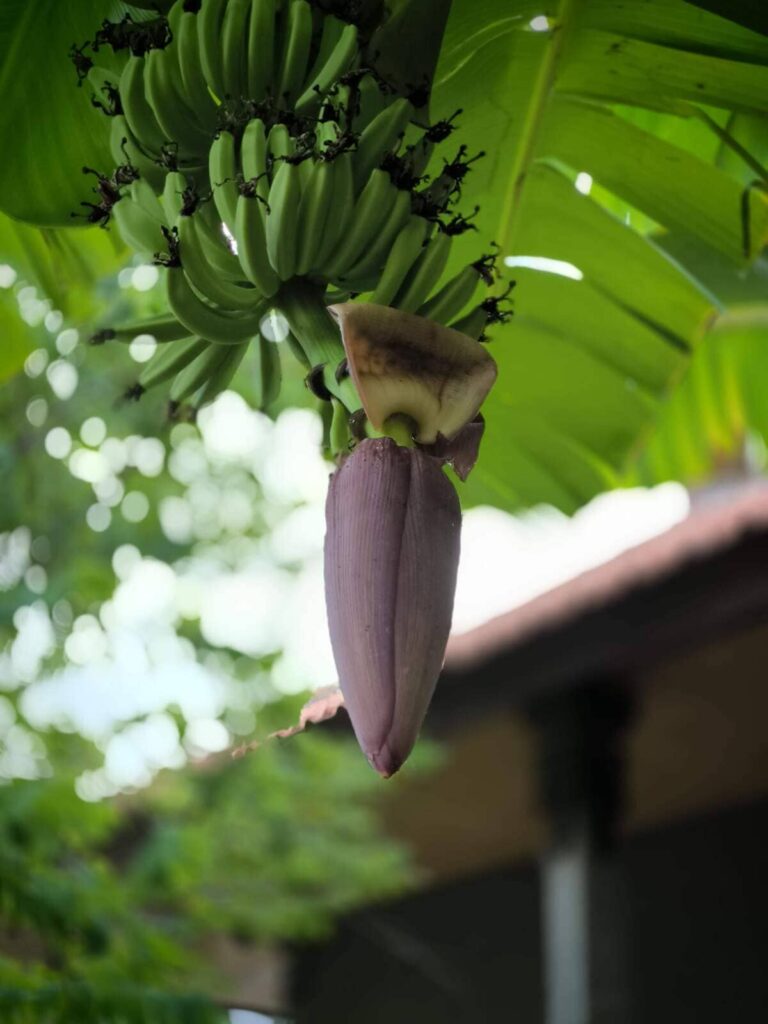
[
  {"xmin": 235, "ymin": 174, "xmax": 270, "ymax": 212},
  {"xmin": 472, "ymin": 244, "xmax": 500, "ymax": 286},
  {"xmin": 348, "ymin": 408, "xmax": 368, "ymax": 441},
  {"xmin": 70, "ymin": 43, "xmax": 94, "ymax": 84},
  {"xmin": 153, "ymin": 226, "xmax": 181, "ymax": 268},
  {"xmin": 442, "ymin": 144, "xmax": 485, "ymax": 183},
  {"xmin": 89, "ymin": 328, "xmax": 116, "ymax": 346},
  {"xmin": 124, "ymin": 383, "xmax": 145, "ymax": 402},
  {"xmin": 482, "ymin": 281, "xmax": 516, "ymax": 324},
  {"xmin": 91, "ymin": 82, "xmax": 123, "ymax": 117},
  {"xmin": 381, "ymin": 151, "xmax": 428, "ymax": 191},
  {"xmin": 305, "ymin": 364, "xmax": 333, "ymax": 402},
  {"xmin": 441, "ymin": 206, "xmax": 480, "ymax": 236},
  {"xmin": 156, "ymin": 143, "xmax": 180, "ymax": 173},
  {"xmin": 405, "ymin": 79, "xmax": 431, "ymax": 109},
  {"xmin": 335, "ymin": 357, "xmax": 350, "ymax": 383},
  {"xmin": 179, "ymin": 180, "xmax": 211, "ymax": 217},
  {"xmin": 414, "ymin": 108, "xmax": 462, "ymax": 144},
  {"xmin": 93, "ymin": 15, "xmax": 172, "ymax": 57}
]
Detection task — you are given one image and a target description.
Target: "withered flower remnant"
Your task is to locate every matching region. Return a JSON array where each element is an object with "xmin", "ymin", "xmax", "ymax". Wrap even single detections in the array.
[{"xmin": 328, "ymin": 303, "xmax": 497, "ymax": 444}]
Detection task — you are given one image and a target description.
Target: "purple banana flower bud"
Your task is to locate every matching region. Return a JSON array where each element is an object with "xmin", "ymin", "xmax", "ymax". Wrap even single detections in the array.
[{"xmin": 324, "ymin": 437, "xmax": 461, "ymax": 777}]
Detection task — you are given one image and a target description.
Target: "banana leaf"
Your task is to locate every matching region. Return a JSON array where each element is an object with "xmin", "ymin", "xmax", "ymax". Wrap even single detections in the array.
[{"xmin": 431, "ymin": 0, "xmax": 768, "ymax": 513}]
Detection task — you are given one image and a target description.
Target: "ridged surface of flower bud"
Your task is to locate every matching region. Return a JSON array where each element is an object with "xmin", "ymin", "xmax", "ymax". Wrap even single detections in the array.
[{"xmin": 324, "ymin": 438, "xmax": 461, "ymax": 776}]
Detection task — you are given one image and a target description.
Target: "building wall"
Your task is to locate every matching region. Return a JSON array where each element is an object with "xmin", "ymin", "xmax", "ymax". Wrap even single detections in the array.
[{"xmin": 293, "ymin": 797, "xmax": 768, "ymax": 1023}]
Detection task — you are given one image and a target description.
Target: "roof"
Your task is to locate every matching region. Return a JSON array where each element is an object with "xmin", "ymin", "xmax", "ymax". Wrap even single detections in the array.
[{"xmin": 433, "ymin": 478, "xmax": 768, "ymax": 725}]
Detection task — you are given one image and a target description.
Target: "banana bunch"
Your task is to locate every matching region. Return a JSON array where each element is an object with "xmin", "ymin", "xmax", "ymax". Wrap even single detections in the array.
[
  {"xmin": 81, "ymin": 0, "xmax": 511, "ymax": 416},
  {"xmin": 93, "ymin": 0, "xmax": 362, "ymax": 174}
]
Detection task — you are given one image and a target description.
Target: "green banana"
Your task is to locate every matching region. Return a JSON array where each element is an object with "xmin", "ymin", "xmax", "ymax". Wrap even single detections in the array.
[
  {"xmin": 283, "ymin": 328, "xmax": 311, "ymax": 369},
  {"xmin": 191, "ymin": 341, "xmax": 252, "ymax": 412},
  {"xmin": 167, "ymin": 265, "xmax": 267, "ymax": 343},
  {"xmin": 161, "ymin": 170, "xmax": 188, "ymax": 225},
  {"xmin": 310, "ymin": 150, "xmax": 355, "ymax": 272},
  {"xmin": 198, "ymin": 0, "xmax": 228, "ymax": 102},
  {"xmin": 302, "ymin": 14, "xmax": 344, "ymax": 90},
  {"xmin": 449, "ymin": 305, "xmax": 488, "ymax": 341},
  {"xmin": 344, "ymin": 188, "xmax": 412, "ymax": 282},
  {"xmin": 295, "ymin": 22, "xmax": 358, "ymax": 115},
  {"xmin": 144, "ymin": 48, "xmax": 211, "ymax": 159},
  {"xmin": 177, "ymin": 213, "xmax": 263, "ymax": 309},
  {"xmin": 119, "ymin": 56, "xmax": 165, "ymax": 157},
  {"xmin": 247, "ymin": 0, "xmax": 276, "ymax": 99},
  {"xmin": 169, "ymin": 339, "xmax": 249, "ymax": 405},
  {"xmin": 353, "ymin": 97, "xmax": 414, "ymax": 191},
  {"xmin": 265, "ymin": 159, "xmax": 302, "ymax": 280},
  {"xmin": 267, "ymin": 122, "xmax": 292, "ymax": 164},
  {"xmin": 235, "ymin": 191, "xmax": 281, "ymax": 296},
  {"xmin": 405, "ymin": 134, "xmax": 434, "ymax": 178},
  {"xmin": 325, "ymin": 169, "xmax": 399, "ymax": 280},
  {"xmin": 328, "ymin": 83, "xmax": 352, "ymax": 123},
  {"xmin": 167, "ymin": 0, "xmax": 184, "ymax": 37},
  {"xmin": 209, "ymin": 130, "xmax": 240, "ymax": 234},
  {"xmin": 353, "ymin": 72, "xmax": 387, "ymax": 132},
  {"xmin": 329, "ymin": 397, "xmax": 350, "ymax": 455},
  {"xmin": 298, "ymin": 150, "xmax": 315, "ymax": 191},
  {"xmin": 240, "ymin": 118, "xmax": 270, "ymax": 208},
  {"xmin": 177, "ymin": 10, "xmax": 219, "ymax": 126},
  {"xmin": 196, "ymin": 200, "xmax": 246, "ymax": 280},
  {"xmin": 112, "ymin": 195, "xmax": 166, "ymax": 257},
  {"xmin": 254, "ymin": 333, "xmax": 282, "ymax": 409},
  {"xmin": 131, "ymin": 336, "xmax": 209, "ymax": 396},
  {"xmin": 130, "ymin": 178, "xmax": 166, "ymax": 223},
  {"xmin": 91, "ymin": 315, "xmax": 190, "ymax": 345},
  {"xmin": 295, "ymin": 157, "xmax": 336, "ymax": 276},
  {"xmin": 166, "ymin": 1, "xmax": 215, "ymax": 134},
  {"xmin": 276, "ymin": 0, "xmax": 313, "ymax": 108},
  {"xmin": 221, "ymin": 0, "xmax": 251, "ymax": 100},
  {"xmin": 392, "ymin": 229, "xmax": 453, "ymax": 313},
  {"xmin": 369, "ymin": 216, "xmax": 429, "ymax": 306},
  {"xmin": 418, "ymin": 263, "xmax": 484, "ymax": 325}
]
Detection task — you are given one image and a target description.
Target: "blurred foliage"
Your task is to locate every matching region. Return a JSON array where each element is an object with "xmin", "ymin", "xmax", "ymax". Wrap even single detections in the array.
[
  {"xmin": 0, "ymin": 269, "xmax": 423, "ymax": 1021},
  {"xmin": 628, "ymin": 234, "xmax": 768, "ymax": 486},
  {"xmin": 432, "ymin": 0, "xmax": 768, "ymax": 512}
]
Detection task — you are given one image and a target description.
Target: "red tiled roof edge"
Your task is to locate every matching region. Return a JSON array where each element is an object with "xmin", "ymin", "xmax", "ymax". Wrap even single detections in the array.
[{"xmin": 445, "ymin": 480, "xmax": 768, "ymax": 672}]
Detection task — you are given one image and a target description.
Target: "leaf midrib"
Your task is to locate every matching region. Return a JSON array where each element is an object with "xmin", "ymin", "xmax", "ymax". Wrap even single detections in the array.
[{"xmin": 498, "ymin": 0, "xmax": 580, "ymax": 250}]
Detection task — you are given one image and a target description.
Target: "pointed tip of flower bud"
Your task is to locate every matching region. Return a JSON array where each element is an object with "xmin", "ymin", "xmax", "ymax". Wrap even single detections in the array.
[
  {"xmin": 325, "ymin": 437, "xmax": 461, "ymax": 776},
  {"xmin": 368, "ymin": 743, "xmax": 403, "ymax": 779},
  {"xmin": 328, "ymin": 303, "xmax": 496, "ymax": 445}
]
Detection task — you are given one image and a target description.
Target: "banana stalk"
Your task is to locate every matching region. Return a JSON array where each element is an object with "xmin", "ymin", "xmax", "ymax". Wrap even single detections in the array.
[{"xmin": 275, "ymin": 279, "xmax": 360, "ymax": 412}]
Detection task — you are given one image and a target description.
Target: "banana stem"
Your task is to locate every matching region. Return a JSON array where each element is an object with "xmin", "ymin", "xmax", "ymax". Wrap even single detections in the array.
[{"xmin": 276, "ymin": 279, "xmax": 360, "ymax": 412}]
